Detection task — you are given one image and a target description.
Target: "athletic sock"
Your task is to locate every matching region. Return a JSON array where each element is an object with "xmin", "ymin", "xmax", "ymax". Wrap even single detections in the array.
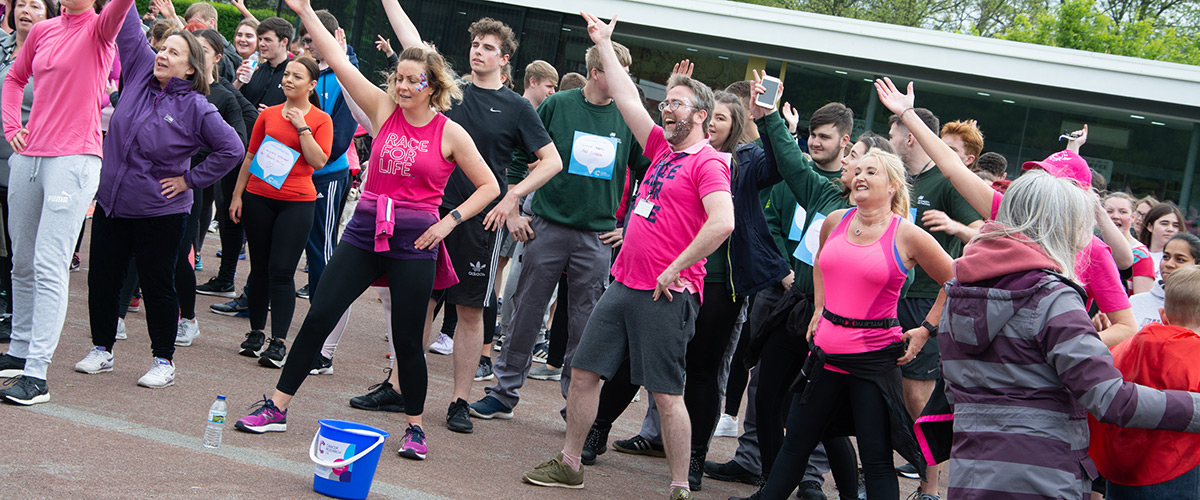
[{"xmin": 561, "ymin": 450, "xmax": 582, "ymax": 471}]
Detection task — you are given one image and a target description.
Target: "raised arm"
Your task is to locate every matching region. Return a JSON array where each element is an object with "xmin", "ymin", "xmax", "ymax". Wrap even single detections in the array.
[
  {"xmin": 875, "ymin": 78, "xmax": 993, "ymax": 217},
  {"xmin": 381, "ymin": 0, "xmax": 424, "ymax": 50},
  {"xmin": 231, "ymin": 0, "xmax": 259, "ymax": 23},
  {"xmin": 582, "ymin": 13, "xmax": 654, "ymax": 147},
  {"xmin": 115, "ymin": 2, "xmax": 154, "ymax": 82},
  {"xmin": 286, "ymin": 0, "xmax": 394, "ymax": 135},
  {"xmin": 96, "ymin": 0, "xmax": 140, "ymax": 41}
]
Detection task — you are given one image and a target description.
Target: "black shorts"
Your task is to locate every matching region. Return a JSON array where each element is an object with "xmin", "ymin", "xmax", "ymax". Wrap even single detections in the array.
[
  {"xmin": 438, "ymin": 208, "xmax": 501, "ymax": 308},
  {"xmin": 898, "ymin": 296, "xmax": 940, "ymax": 380}
]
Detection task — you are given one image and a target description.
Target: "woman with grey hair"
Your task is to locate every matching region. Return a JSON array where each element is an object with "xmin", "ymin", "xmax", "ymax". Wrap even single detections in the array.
[{"xmin": 934, "ymin": 170, "xmax": 1200, "ymax": 500}]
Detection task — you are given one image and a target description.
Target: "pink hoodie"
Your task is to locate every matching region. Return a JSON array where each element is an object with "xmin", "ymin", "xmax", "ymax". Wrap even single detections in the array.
[{"xmin": 2, "ymin": 0, "xmax": 134, "ymax": 158}]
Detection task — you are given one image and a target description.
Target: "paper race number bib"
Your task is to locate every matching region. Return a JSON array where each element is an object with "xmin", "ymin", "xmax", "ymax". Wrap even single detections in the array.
[
  {"xmin": 250, "ymin": 135, "xmax": 301, "ymax": 190},
  {"xmin": 567, "ymin": 131, "xmax": 618, "ymax": 180}
]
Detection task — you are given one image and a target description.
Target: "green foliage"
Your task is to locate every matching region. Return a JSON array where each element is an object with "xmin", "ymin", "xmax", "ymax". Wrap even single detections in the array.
[
  {"xmin": 1001, "ymin": 0, "xmax": 1200, "ymax": 65},
  {"xmin": 133, "ymin": 0, "xmax": 277, "ymax": 41}
]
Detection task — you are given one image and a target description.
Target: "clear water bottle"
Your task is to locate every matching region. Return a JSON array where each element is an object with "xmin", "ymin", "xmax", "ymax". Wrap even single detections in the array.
[
  {"xmin": 203, "ymin": 395, "xmax": 227, "ymax": 448},
  {"xmin": 238, "ymin": 53, "xmax": 259, "ymax": 84}
]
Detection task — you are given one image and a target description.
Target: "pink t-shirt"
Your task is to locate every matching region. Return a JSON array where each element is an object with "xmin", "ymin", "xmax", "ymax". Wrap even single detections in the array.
[
  {"xmin": 815, "ymin": 209, "xmax": 908, "ymax": 355},
  {"xmin": 610, "ymin": 125, "xmax": 730, "ymax": 298},
  {"xmin": 990, "ymin": 190, "xmax": 1131, "ymax": 313}
]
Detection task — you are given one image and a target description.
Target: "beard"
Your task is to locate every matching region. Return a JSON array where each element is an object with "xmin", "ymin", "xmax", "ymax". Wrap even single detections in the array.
[{"xmin": 666, "ymin": 111, "xmax": 696, "ymax": 146}]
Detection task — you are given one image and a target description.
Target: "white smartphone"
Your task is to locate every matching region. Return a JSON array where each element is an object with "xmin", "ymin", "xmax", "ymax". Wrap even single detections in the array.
[{"xmin": 755, "ymin": 75, "xmax": 782, "ymax": 109}]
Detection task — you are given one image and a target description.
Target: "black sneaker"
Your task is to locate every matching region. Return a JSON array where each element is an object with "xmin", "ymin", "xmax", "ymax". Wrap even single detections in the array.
[
  {"xmin": 704, "ymin": 459, "xmax": 761, "ymax": 485},
  {"xmin": 446, "ymin": 398, "xmax": 474, "ymax": 434},
  {"xmin": 239, "ymin": 330, "xmax": 265, "ymax": 357},
  {"xmin": 212, "ymin": 293, "xmax": 249, "ymax": 316},
  {"xmin": 0, "ymin": 353, "xmax": 25, "ymax": 378},
  {"xmin": 473, "ymin": 357, "xmax": 494, "ymax": 381},
  {"xmin": 612, "ymin": 435, "xmax": 666, "ymax": 457},
  {"xmin": 196, "ymin": 277, "xmax": 236, "ymax": 298},
  {"xmin": 689, "ymin": 451, "xmax": 705, "ymax": 491},
  {"xmin": 309, "ymin": 354, "xmax": 333, "ymax": 375},
  {"xmin": 1, "ymin": 375, "xmax": 49, "ymax": 405},
  {"xmin": 349, "ymin": 379, "xmax": 406, "ymax": 412},
  {"xmin": 258, "ymin": 337, "xmax": 286, "ymax": 368},
  {"xmin": 581, "ymin": 425, "xmax": 608, "ymax": 465},
  {"xmin": 896, "ymin": 462, "xmax": 920, "ymax": 479},
  {"xmin": 797, "ymin": 480, "xmax": 826, "ymax": 500},
  {"xmin": 0, "ymin": 316, "xmax": 10, "ymax": 344},
  {"xmin": 296, "ymin": 284, "xmax": 310, "ymax": 299}
]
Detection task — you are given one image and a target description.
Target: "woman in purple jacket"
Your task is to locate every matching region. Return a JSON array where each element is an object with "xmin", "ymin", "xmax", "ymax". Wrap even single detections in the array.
[{"xmin": 73, "ymin": 4, "xmax": 241, "ymax": 389}]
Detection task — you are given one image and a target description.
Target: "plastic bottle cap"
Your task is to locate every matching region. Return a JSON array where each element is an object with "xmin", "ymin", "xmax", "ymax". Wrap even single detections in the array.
[{"xmin": 217, "ymin": 395, "xmax": 226, "ymax": 400}]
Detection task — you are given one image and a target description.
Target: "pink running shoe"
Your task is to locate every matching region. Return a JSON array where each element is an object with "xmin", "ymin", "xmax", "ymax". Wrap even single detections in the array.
[
  {"xmin": 234, "ymin": 397, "xmax": 287, "ymax": 433},
  {"xmin": 397, "ymin": 424, "xmax": 427, "ymax": 460}
]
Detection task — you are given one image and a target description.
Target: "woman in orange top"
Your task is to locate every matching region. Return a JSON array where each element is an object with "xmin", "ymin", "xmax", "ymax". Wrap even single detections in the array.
[{"xmin": 229, "ymin": 56, "xmax": 332, "ymax": 369}]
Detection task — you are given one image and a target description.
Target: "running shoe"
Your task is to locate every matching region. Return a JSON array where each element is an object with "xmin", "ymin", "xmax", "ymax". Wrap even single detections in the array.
[
  {"xmin": 397, "ymin": 424, "xmax": 427, "ymax": 460},
  {"xmin": 194, "ymin": 255, "xmax": 203, "ymax": 271},
  {"xmin": 211, "ymin": 293, "xmax": 248, "ymax": 315},
  {"xmin": 137, "ymin": 357, "xmax": 175, "ymax": 388},
  {"xmin": 529, "ymin": 364, "xmax": 562, "ymax": 381},
  {"xmin": 522, "ymin": 453, "xmax": 584, "ymax": 489},
  {"xmin": 296, "ymin": 284, "xmax": 309, "ymax": 299},
  {"xmin": 713, "ymin": 413, "xmax": 739, "ymax": 437},
  {"xmin": 349, "ymin": 379, "xmax": 405, "ymax": 412},
  {"xmin": 446, "ymin": 398, "xmax": 473, "ymax": 434},
  {"xmin": 896, "ymin": 462, "xmax": 920, "ymax": 479},
  {"xmin": 127, "ymin": 297, "xmax": 141, "ymax": 313},
  {"xmin": 196, "ymin": 277, "xmax": 236, "ymax": 298},
  {"xmin": 493, "ymin": 335, "xmax": 504, "ymax": 352},
  {"xmin": 428, "ymin": 333, "xmax": 453, "ymax": 355},
  {"xmin": 309, "ymin": 354, "xmax": 333, "ymax": 375},
  {"xmin": 581, "ymin": 425, "xmax": 609, "ymax": 465},
  {"xmin": 235, "ymin": 397, "xmax": 287, "ymax": 433},
  {"xmin": 239, "ymin": 330, "xmax": 265, "ymax": 357},
  {"xmin": 175, "ymin": 319, "xmax": 200, "ymax": 346},
  {"xmin": 531, "ymin": 342, "xmax": 549, "ymax": 364},
  {"xmin": 474, "ymin": 357, "xmax": 494, "ymax": 381},
  {"xmin": 74, "ymin": 346, "xmax": 114, "ymax": 374},
  {"xmin": 798, "ymin": 480, "xmax": 826, "ymax": 500},
  {"xmin": 69, "ymin": 253, "xmax": 81, "ymax": 272},
  {"xmin": 0, "ymin": 375, "xmax": 49, "ymax": 405},
  {"xmin": 468, "ymin": 395, "xmax": 513, "ymax": 420},
  {"xmin": 671, "ymin": 486, "xmax": 693, "ymax": 500},
  {"xmin": 258, "ymin": 337, "xmax": 286, "ymax": 368},
  {"xmin": 0, "ymin": 353, "xmax": 26, "ymax": 378},
  {"xmin": 612, "ymin": 435, "xmax": 666, "ymax": 457},
  {"xmin": 703, "ymin": 459, "xmax": 761, "ymax": 485}
]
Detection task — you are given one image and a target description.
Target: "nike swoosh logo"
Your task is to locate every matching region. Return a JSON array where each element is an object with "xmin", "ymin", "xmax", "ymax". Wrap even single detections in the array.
[{"xmin": 489, "ymin": 108, "xmax": 501, "ymax": 113}]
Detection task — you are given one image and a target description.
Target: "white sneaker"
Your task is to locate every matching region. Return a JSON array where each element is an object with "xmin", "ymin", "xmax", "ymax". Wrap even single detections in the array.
[
  {"xmin": 714, "ymin": 413, "xmax": 739, "ymax": 437},
  {"xmin": 75, "ymin": 346, "xmax": 114, "ymax": 374},
  {"xmin": 428, "ymin": 333, "xmax": 453, "ymax": 355},
  {"xmin": 137, "ymin": 357, "xmax": 175, "ymax": 388},
  {"xmin": 115, "ymin": 318, "xmax": 127, "ymax": 340},
  {"xmin": 175, "ymin": 318, "xmax": 200, "ymax": 346}
]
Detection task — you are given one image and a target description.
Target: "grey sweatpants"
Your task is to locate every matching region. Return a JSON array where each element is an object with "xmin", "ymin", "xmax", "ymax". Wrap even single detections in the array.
[
  {"xmin": 5, "ymin": 154, "xmax": 100, "ymax": 380},
  {"xmin": 486, "ymin": 216, "xmax": 610, "ymax": 408}
]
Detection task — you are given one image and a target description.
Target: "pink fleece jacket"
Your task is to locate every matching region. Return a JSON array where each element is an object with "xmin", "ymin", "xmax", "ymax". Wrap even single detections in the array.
[{"xmin": 2, "ymin": 0, "xmax": 134, "ymax": 158}]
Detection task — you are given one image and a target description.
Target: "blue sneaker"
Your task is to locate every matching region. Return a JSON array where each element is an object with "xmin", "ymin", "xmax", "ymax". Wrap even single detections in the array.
[
  {"xmin": 194, "ymin": 255, "xmax": 203, "ymax": 271},
  {"xmin": 468, "ymin": 395, "xmax": 513, "ymax": 420}
]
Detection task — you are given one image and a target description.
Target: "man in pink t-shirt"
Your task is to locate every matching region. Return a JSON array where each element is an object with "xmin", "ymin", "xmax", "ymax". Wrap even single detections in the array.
[{"xmin": 519, "ymin": 14, "xmax": 734, "ymax": 499}]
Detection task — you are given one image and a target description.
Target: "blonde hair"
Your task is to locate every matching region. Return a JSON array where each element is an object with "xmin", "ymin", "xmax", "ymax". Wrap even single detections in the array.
[
  {"xmin": 524, "ymin": 60, "xmax": 557, "ymax": 87},
  {"xmin": 585, "ymin": 41, "xmax": 631, "ymax": 74},
  {"xmin": 388, "ymin": 46, "xmax": 462, "ymax": 112},
  {"xmin": 859, "ymin": 150, "xmax": 910, "ymax": 220},
  {"xmin": 1164, "ymin": 265, "xmax": 1200, "ymax": 327}
]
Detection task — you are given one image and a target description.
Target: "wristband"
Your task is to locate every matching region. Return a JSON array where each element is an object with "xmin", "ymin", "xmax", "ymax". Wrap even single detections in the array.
[
  {"xmin": 297, "ymin": 126, "xmax": 312, "ymax": 135},
  {"xmin": 920, "ymin": 320, "xmax": 939, "ymax": 337}
]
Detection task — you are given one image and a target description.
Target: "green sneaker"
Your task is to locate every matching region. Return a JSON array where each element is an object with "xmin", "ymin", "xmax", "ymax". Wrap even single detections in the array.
[
  {"xmin": 522, "ymin": 453, "xmax": 584, "ymax": 489},
  {"xmin": 670, "ymin": 486, "xmax": 692, "ymax": 500}
]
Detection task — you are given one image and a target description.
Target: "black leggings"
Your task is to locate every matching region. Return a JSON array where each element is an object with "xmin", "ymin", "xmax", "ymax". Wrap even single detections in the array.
[
  {"xmin": 591, "ymin": 283, "xmax": 742, "ymax": 455},
  {"xmin": 176, "ymin": 195, "xmax": 200, "ymax": 320},
  {"xmin": 276, "ymin": 244, "xmax": 435, "ymax": 416},
  {"xmin": 214, "ymin": 169, "xmax": 244, "ymax": 283},
  {"xmin": 761, "ymin": 371, "xmax": 898, "ymax": 500},
  {"xmin": 241, "ymin": 192, "xmax": 314, "ymax": 338}
]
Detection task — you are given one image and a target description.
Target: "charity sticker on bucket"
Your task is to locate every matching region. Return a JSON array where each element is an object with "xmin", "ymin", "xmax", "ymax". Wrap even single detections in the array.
[{"xmin": 310, "ymin": 419, "xmax": 389, "ymax": 500}]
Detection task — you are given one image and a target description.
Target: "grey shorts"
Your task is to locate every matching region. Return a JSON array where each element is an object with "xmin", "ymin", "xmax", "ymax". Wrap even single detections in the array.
[
  {"xmin": 898, "ymin": 296, "xmax": 940, "ymax": 380},
  {"xmin": 498, "ymin": 226, "xmax": 518, "ymax": 259},
  {"xmin": 571, "ymin": 281, "xmax": 699, "ymax": 395}
]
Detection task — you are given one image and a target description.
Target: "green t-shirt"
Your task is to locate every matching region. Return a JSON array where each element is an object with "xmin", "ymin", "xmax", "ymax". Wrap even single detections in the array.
[
  {"xmin": 705, "ymin": 239, "xmax": 731, "ymax": 285},
  {"xmin": 905, "ymin": 165, "xmax": 983, "ymax": 298},
  {"xmin": 513, "ymin": 89, "xmax": 650, "ymax": 231}
]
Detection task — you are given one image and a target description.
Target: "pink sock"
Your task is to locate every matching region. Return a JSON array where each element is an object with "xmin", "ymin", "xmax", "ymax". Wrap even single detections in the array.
[
  {"xmin": 561, "ymin": 450, "xmax": 582, "ymax": 471},
  {"xmin": 670, "ymin": 481, "xmax": 690, "ymax": 492}
]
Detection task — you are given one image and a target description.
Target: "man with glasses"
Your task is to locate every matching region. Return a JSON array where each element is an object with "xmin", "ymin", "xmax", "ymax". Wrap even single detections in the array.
[
  {"xmin": 519, "ymin": 14, "xmax": 733, "ymax": 500},
  {"xmin": 470, "ymin": 40, "xmax": 649, "ymax": 421}
]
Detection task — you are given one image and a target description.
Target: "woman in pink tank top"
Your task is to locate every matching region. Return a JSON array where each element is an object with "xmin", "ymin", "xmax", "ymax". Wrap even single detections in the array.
[
  {"xmin": 747, "ymin": 150, "xmax": 954, "ymax": 500},
  {"xmin": 232, "ymin": 0, "xmax": 500, "ymax": 462}
]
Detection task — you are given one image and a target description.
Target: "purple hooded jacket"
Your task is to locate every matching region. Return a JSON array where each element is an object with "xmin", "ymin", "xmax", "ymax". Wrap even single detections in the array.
[
  {"xmin": 94, "ymin": 4, "xmax": 241, "ymax": 219},
  {"xmin": 939, "ymin": 226, "xmax": 1200, "ymax": 500}
]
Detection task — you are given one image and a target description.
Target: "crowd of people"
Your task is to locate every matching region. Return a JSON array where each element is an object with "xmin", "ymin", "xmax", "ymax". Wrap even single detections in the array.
[{"xmin": 0, "ymin": 1, "xmax": 1198, "ymax": 499}]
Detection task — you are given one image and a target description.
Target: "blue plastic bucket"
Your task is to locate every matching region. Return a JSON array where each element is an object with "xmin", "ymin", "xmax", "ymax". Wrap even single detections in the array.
[{"xmin": 309, "ymin": 419, "xmax": 389, "ymax": 500}]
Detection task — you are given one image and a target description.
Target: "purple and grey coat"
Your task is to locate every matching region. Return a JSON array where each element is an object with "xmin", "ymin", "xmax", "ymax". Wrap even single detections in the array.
[{"xmin": 938, "ymin": 230, "xmax": 1200, "ymax": 500}]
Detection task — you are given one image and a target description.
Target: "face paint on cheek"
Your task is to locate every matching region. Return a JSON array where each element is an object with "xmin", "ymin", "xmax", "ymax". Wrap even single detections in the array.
[{"xmin": 415, "ymin": 73, "xmax": 428, "ymax": 92}]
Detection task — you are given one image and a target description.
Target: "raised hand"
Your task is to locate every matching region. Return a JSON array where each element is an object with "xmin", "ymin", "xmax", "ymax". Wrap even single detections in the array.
[
  {"xmin": 671, "ymin": 59, "xmax": 693, "ymax": 78},
  {"xmin": 375, "ymin": 35, "xmax": 394, "ymax": 57},
  {"xmin": 873, "ymin": 77, "xmax": 915, "ymax": 116},
  {"xmin": 283, "ymin": 0, "xmax": 312, "ymax": 15},
  {"xmin": 748, "ymin": 69, "xmax": 781, "ymax": 120},
  {"xmin": 781, "ymin": 102, "xmax": 800, "ymax": 134},
  {"xmin": 1065, "ymin": 124, "xmax": 1088, "ymax": 152},
  {"xmin": 152, "ymin": 0, "xmax": 177, "ymax": 20},
  {"xmin": 580, "ymin": 12, "xmax": 616, "ymax": 45}
]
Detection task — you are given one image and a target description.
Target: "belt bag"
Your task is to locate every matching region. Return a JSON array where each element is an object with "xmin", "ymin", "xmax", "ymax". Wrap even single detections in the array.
[{"xmin": 821, "ymin": 309, "xmax": 900, "ymax": 329}]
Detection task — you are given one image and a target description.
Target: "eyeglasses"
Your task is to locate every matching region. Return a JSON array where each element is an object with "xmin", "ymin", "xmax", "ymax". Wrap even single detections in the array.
[{"xmin": 657, "ymin": 99, "xmax": 692, "ymax": 113}]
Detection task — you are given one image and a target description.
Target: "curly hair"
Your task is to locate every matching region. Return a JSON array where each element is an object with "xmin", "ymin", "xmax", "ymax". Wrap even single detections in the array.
[{"xmin": 388, "ymin": 46, "xmax": 462, "ymax": 112}]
